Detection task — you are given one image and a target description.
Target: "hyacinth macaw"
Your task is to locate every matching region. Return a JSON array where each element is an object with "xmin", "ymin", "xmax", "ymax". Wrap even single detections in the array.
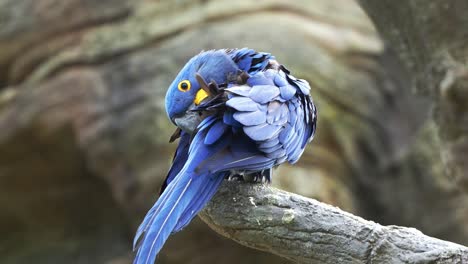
[{"xmin": 133, "ymin": 48, "xmax": 317, "ymax": 264}]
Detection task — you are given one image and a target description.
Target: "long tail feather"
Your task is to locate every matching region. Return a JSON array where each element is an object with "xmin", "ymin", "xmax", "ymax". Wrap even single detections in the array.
[
  {"xmin": 134, "ymin": 117, "xmax": 231, "ymax": 264},
  {"xmin": 133, "ymin": 171, "xmax": 224, "ymax": 264},
  {"xmin": 133, "ymin": 172, "xmax": 183, "ymax": 249},
  {"xmin": 173, "ymin": 171, "xmax": 227, "ymax": 232}
]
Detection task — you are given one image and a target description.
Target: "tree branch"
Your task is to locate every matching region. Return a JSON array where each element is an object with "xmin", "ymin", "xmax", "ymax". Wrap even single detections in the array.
[{"xmin": 200, "ymin": 182, "xmax": 468, "ymax": 264}]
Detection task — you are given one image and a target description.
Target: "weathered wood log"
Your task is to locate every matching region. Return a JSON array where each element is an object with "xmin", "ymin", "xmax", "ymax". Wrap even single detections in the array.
[{"xmin": 201, "ymin": 182, "xmax": 468, "ymax": 264}]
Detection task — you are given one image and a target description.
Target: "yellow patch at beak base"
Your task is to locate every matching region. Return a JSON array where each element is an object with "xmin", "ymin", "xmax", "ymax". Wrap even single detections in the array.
[{"xmin": 194, "ymin": 89, "xmax": 209, "ymax": 105}]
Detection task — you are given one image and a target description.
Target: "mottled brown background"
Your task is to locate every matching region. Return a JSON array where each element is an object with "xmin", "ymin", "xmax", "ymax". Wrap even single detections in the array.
[{"xmin": 1, "ymin": 0, "xmax": 466, "ymax": 263}]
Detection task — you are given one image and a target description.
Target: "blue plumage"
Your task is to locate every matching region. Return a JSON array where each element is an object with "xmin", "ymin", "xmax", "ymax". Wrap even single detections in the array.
[{"xmin": 133, "ymin": 48, "xmax": 317, "ymax": 264}]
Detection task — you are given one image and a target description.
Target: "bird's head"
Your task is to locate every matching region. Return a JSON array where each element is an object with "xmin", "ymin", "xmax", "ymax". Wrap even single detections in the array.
[{"xmin": 165, "ymin": 50, "xmax": 239, "ymax": 133}]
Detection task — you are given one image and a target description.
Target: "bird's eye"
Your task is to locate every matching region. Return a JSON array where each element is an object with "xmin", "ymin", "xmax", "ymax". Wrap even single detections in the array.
[{"xmin": 177, "ymin": 80, "xmax": 191, "ymax": 92}]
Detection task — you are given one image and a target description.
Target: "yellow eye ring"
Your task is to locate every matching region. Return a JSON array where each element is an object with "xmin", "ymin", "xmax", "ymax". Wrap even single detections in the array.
[{"xmin": 177, "ymin": 80, "xmax": 191, "ymax": 92}]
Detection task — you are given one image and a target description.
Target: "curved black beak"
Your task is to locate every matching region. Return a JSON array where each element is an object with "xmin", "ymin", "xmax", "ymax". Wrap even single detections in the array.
[{"xmin": 172, "ymin": 103, "xmax": 203, "ymax": 134}]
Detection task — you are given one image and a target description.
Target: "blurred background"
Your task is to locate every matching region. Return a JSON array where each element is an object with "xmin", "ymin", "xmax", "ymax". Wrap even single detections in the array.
[{"xmin": 1, "ymin": 0, "xmax": 467, "ymax": 263}]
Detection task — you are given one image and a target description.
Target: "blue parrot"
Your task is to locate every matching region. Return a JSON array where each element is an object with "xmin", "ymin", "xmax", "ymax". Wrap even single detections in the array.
[{"xmin": 133, "ymin": 48, "xmax": 317, "ymax": 264}]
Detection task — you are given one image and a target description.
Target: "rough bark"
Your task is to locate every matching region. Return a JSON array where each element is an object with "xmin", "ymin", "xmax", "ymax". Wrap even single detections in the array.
[{"xmin": 201, "ymin": 182, "xmax": 468, "ymax": 264}]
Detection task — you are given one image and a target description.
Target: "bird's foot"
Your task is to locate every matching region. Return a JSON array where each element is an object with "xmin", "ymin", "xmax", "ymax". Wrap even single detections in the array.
[
  {"xmin": 227, "ymin": 169, "xmax": 272, "ymax": 183},
  {"xmin": 241, "ymin": 173, "xmax": 262, "ymax": 183},
  {"xmin": 227, "ymin": 174, "xmax": 244, "ymax": 182}
]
